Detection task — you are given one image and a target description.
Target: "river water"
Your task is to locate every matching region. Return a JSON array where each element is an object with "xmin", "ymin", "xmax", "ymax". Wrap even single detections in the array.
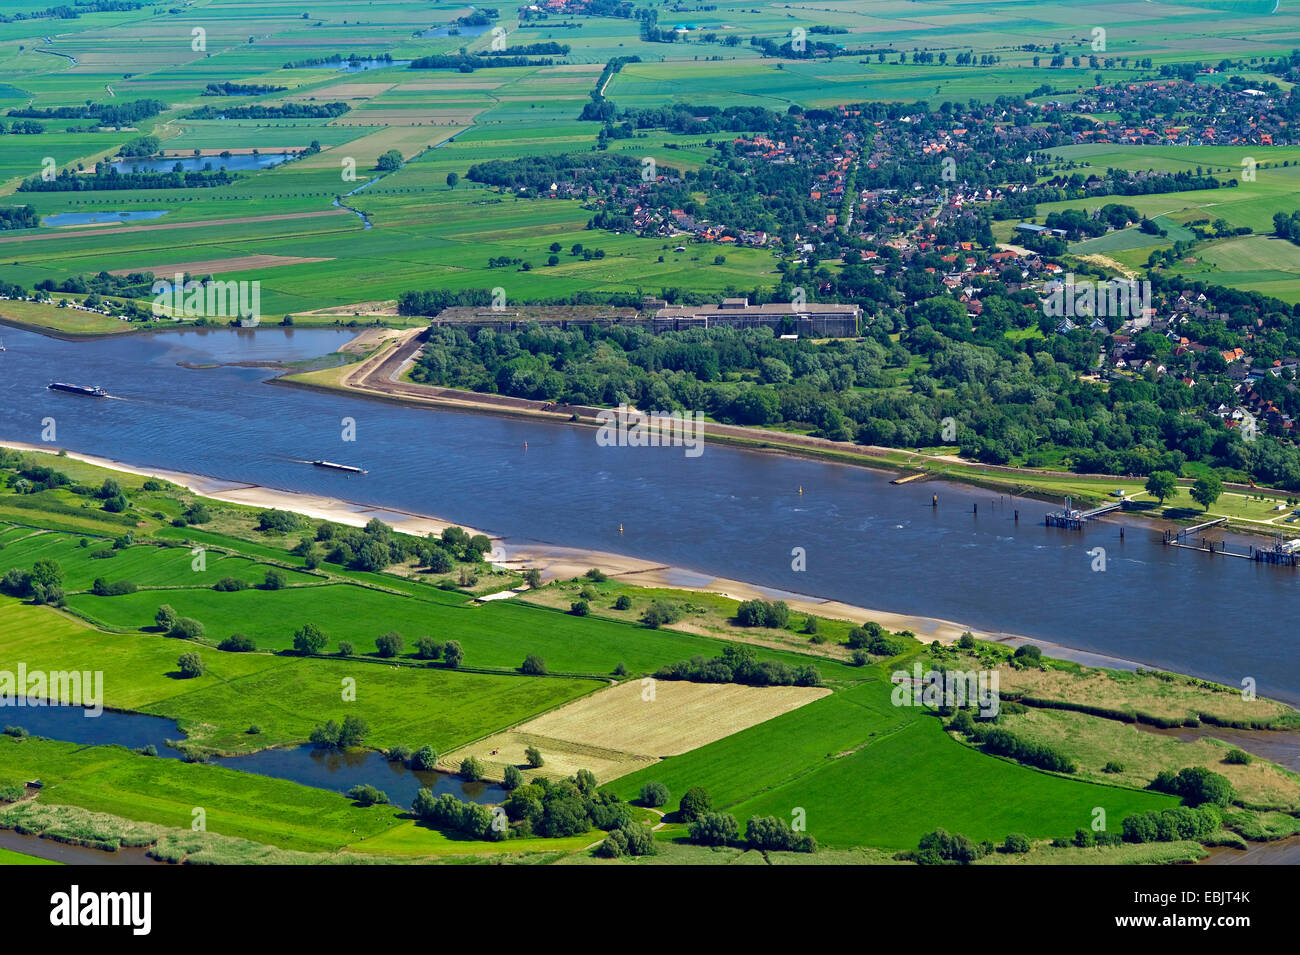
[{"xmin": 1, "ymin": 326, "xmax": 1297, "ymax": 703}]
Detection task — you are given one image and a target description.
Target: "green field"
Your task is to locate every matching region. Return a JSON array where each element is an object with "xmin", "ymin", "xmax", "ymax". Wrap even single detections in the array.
[{"xmin": 4, "ymin": 0, "xmax": 1300, "ymax": 317}]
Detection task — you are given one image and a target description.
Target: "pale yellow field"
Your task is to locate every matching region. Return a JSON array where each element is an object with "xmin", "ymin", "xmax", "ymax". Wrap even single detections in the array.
[{"xmin": 441, "ymin": 680, "xmax": 830, "ymax": 783}]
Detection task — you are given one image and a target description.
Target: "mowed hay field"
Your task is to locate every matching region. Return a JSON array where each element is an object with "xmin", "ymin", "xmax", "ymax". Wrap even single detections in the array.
[{"xmin": 443, "ymin": 680, "xmax": 831, "ymax": 782}]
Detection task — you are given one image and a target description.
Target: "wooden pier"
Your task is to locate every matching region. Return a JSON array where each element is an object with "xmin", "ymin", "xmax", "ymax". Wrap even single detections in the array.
[
  {"xmin": 1045, "ymin": 497, "xmax": 1123, "ymax": 529},
  {"xmin": 1161, "ymin": 522, "xmax": 1299, "ymax": 567}
]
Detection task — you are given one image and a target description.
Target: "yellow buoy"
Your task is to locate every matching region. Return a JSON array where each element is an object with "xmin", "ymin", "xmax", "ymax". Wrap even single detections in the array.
[{"xmin": 618, "ymin": 523, "xmax": 623, "ymax": 535}]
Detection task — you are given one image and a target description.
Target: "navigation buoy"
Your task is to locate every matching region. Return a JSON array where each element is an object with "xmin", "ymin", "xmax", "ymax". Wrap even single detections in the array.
[
  {"xmin": 798, "ymin": 485, "xmax": 803, "ymax": 496},
  {"xmin": 618, "ymin": 523, "xmax": 623, "ymax": 535},
  {"xmin": 932, "ymin": 494, "xmax": 938, "ymax": 508}
]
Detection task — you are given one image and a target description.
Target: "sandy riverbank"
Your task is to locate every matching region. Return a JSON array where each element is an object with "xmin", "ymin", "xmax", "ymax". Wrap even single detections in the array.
[{"xmin": 1, "ymin": 441, "xmax": 1159, "ymax": 673}]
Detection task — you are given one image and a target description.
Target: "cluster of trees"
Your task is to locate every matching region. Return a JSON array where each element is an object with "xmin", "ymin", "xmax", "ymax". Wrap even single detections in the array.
[
  {"xmin": 409, "ymin": 53, "xmax": 555, "ymax": 71},
  {"xmin": 0, "ymin": 0, "xmax": 140, "ymax": 21},
  {"xmin": 467, "ymin": 152, "xmax": 674, "ymax": 194},
  {"xmin": 846, "ymin": 622, "xmax": 905, "ymax": 656},
  {"xmin": 578, "ymin": 56, "xmax": 641, "ymax": 122},
  {"xmin": 309, "ymin": 715, "xmax": 369, "ymax": 749},
  {"xmin": 8, "ymin": 98, "xmax": 165, "ymax": 126},
  {"xmin": 0, "ymin": 206, "xmax": 38, "ymax": 230},
  {"xmin": 184, "ymin": 102, "xmax": 349, "ymax": 120},
  {"xmin": 0, "ymin": 559, "xmax": 64, "ymax": 605},
  {"xmin": 418, "ymin": 767, "xmax": 635, "ymax": 842},
  {"xmin": 200, "ymin": 82, "xmax": 287, "ymax": 96},
  {"xmin": 734, "ymin": 599, "xmax": 789, "ymax": 628},
  {"xmin": 1043, "ymin": 203, "xmax": 1140, "ymax": 240},
  {"xmin": 1121, "ymin": 804, "xmax": 1222, "ymax": 843},
  {"xmin": 485, "ymin": 43, "xmax": 569, "ymax": 56},
  {"xmin": 291, "ymin": 519, "xmax": 489, "ymax": 576},
  {"xmin": 1149, "ymin": 766, "xmax": 1235, "ymax": 807},
  {"xmin": 283, "ymin": 53, "xmax": 392, "ymax": 69},
  {"xmin": 687, "ymin": 810, "xmax": 816, "ymax": 852},
  {"xmin": 964, "ymin": 722, "xmax": 1077, "ymax": 773},
  {"xmin": 20, "ymin": 166, "xmax": 240, "ymax": 192},
  {"xmin": 0, "ymin": 119, "xmax": 44, "ymax": 134},
  {"xmin": 655, "ymin": 644, "xmax": 821, "ymax": 688}
]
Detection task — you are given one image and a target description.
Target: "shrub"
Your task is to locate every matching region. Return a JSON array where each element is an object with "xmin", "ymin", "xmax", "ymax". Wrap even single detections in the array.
[
  {"xmin": 375, "ymin": 631, "xmax": 404, "ymax": 658},
  {"xmin": 442, "ymin": 640, "xmax": 464, "ymax": 668},
  {"xmin": 212, "ymin": 576, "xmax": 247, "ymax": 592},
  {"xmin": 846, "ymin": 622, "xmax": 903, "ymax": 655},
  {"xmin": 613, "ymin": 594, "xmax": 632, "ymax": 610},
  {"xmin": 0, "ymin": 784, "xmax": 27, "ymax": 802},
  {"xmin": 1001, "ymin": 832, "xmax": 1032, "ymax": 854},
  {"xmin": 347, "ymin": 784, "xmax": 388, "ymax": 807},
  {"xmin": 640, "ymin": 600, "xmax": 682, "ymax": 628},
  {"xmin": 168, "ymin": 617, "xmax": 204, "ymax": 640},
  {"xmin": 1013, "ymin": 644, "xmax": 1042, "ymax": 664},
  {"xmin": 1223, "ymin": 749, "xmax": 1251, "ymax": 766},
  {"xmin": 1103, "ymin": 760, "xmax": 1125, "ymax": 774},
  {"xmin": 263, "ymin": 568, "xmax": 287, "ymax": 590},
  {"xmin": 337, "ymin": 641, "xmax": 354, "ymax": 656},
  {"xmin": 957, "ymin": 632, "xmax": 977, "ymax": 650},
  {"xmin": 415, "ymin": 636, "xmax": 442, "ymax": 660},
  {"xmin": 1149, "ymin": 766, "xmax": 1235, "ymax": 807},
  {"xmin": 218, "ymin": 633, "xmax": 255, "ymax": 652},
  {"xmin": 525, "ymin": 745, "xmax": 544, "ymax": 768},
  {"xmin": 735, "ymin": 599, "xmax": 789, "ymax": 629},
  {"xmin": 584, "ymin": 568, "xmax": 608, "ymax": 582},
  {"xmin": 246, "ymin": 724, "xmax": 261, "ymax": 735},
  {"xmin": 177, "ymin": 651, "xmax": 204, "ymax": 678},
  {"xmin": 293, "ymin": 623, "xmax": 327, "ymax": 654},
  {"xmin": 679, "ymin": 786, "xmax": 712, "ymax": 822},
  {"xmin": 411, "ymin": 745, "xmax": 438, "ymax": 771},
  {"xmin": 502, "ymin": 765, "xmax": 524, "ymax": 791},
  {"xmin": 520, "ymin": 653, "xmax": 547, "ymax": 675},
  {"xmin": 310, "ymin": 715, "xmax": 369, "ymax": 749},
  {"xmin": 91, "ymin": 577, "xmax": 136, "ymax": 596},
  {"xmin": 971, "ymin": 725, "xmax": 1076, "ymax": 773},
  {"xmin": 569, "ymin": 600, "xmax": 590, "ymax": 616},
  {"xmin": 640, "ymin": 781, "xmax": 670, "ymax": 808},
  {"xmin": 909, "ymin": 828, "xmax": 986, "ymax": 865},
  {"xmin": 257, "ymin": 509, "xmax": 301, "ymax": 532},
  {"xmin": 460, "ymin": 756, "xmax": 485, "ymax": 781},
  {"xmin": 745, "ymin": 815, "xmax": 816, "ymax": 853},
  {"xmin": 687, "ymin": 810, "xmax": 738, "ymax": 846}
]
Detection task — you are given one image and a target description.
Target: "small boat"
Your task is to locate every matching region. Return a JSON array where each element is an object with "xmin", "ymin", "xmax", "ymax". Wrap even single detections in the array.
[
  {"xmin": 312, "ymin": 460, "xmax": 368, "ymax": 474},
  {"xmin": 48, "ymin": 381, "xmax": 108, "ymax": 397}
]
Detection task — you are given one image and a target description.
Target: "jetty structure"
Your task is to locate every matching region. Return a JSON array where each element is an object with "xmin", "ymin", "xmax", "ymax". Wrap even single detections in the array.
[
  {"xmin": 312, "ymin": 460, "xmax": 368, "ymax": 474},
  {"xmin": 1044, "ymin": 496, "xmax": 1123, "ymax": 529}
]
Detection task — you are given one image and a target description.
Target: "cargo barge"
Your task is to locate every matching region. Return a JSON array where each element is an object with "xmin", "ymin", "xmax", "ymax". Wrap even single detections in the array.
[
  {"xmin": 312, "ymin": 460, "xmax": 367, "ymax": 474},
  {"xmin": 48, "ymin": 382, "xmax": 109, "ymax": 397}
]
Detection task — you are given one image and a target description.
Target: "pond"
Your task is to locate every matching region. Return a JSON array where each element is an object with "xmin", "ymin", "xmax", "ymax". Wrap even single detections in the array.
[
  {"xmin": 338, "ymin": 58, "xmax": 412, "ymax": 72},
  {"xmin": 42, "ymin": 210, "xmax": 169, "ymax": 227},
  {"xmin": 109, "ymin": 153, "xmax": 295, "ymax": 174},
  {"xmin": 4, "ymin": 701, "xmax": 503, "ymax": 809},
  {"xmin": 422, "ymin": 23, "xmax": 493, "ymax": 38}
]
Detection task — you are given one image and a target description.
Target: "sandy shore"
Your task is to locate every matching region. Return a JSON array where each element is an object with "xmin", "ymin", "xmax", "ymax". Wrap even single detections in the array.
[{"xmin": 1, "ymin": 440, "xmax": 1152, "ymax": 672}]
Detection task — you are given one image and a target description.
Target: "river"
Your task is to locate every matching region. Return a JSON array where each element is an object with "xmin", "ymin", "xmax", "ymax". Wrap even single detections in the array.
[{"xmin": 1, "ymin": 325, "xmax": 1297, "ymax": 704}]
